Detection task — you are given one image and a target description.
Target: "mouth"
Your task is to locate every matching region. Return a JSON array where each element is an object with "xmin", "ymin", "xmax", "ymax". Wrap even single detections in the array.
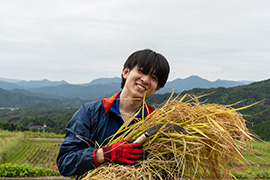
[{"xmin": 136, "ymin": 84, "xmax": 147, "ymax": 91}]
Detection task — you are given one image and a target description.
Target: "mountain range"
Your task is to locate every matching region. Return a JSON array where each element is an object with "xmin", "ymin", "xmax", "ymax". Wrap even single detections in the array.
[
  {"xmin": 0, "ymin": 75, "xmax": 252, "ymax": 102},
  {"xmin": 0, "ymin": 76, "xmax": 269, "ymax": 140},
  {"xmin": 0, "ymin": 78, "xmax": 68, "ymax": 90}
]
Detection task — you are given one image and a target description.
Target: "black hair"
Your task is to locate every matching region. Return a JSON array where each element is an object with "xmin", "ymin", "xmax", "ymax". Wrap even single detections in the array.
[{"xmin": 121, "ymin": 49, "xmax": 170, "ymax": 89}]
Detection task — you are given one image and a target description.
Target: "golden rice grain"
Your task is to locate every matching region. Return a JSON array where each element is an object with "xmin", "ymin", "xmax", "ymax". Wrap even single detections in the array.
[{"xmin": 82, "ymin": 92, "xmax": 255, "ymax": 180}]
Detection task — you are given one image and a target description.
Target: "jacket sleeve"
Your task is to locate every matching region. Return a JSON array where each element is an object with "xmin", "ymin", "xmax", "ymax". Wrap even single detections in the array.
[{"xmin": 57, "ymin": 104, "xmax": 100, "ymax": 176}]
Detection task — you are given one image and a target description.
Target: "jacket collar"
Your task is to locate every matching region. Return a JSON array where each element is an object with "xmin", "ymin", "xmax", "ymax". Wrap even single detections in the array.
[
  {"xmin": 102, "ymin": 91, "xmax": 121, "ymax": 114},
  {"xmin": 102, "ymin": 91, "xmax": 155, "ymax": 115}
]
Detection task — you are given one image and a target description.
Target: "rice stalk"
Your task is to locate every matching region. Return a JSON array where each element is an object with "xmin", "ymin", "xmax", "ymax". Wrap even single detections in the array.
[{"xmin": 82, "ymin": 92, "xmax": 255, "ymax": 180}]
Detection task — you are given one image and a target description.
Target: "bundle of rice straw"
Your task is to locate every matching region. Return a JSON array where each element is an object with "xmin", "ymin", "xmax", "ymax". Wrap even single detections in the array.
[{"xmin": 82, "ymin": 92, "xmax": 255, "ymax": 180}]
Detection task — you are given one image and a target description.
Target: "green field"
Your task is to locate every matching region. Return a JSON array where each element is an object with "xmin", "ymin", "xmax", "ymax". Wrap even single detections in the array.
[
  {"xmin": 0, "ymin": 130, "xmax": 61, "ymax": 177},
  {"xmin": 6, "ymin": 140, "xmax": 60, "ymax": 168},
  {"xmin": 1, "ymin": 130, "xmax": 270, "ymax": 178}
]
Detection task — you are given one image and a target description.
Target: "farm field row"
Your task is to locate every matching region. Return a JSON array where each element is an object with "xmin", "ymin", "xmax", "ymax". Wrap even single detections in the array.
[{"xmin": 7, "ymin": 140, "xmax": 61, "ymax": 169}]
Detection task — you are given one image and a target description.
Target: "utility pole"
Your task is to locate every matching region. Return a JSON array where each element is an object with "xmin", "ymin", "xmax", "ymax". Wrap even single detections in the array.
[{"xmin": 43, "ymin": 123, "xmax": 47, "ymax": 134}]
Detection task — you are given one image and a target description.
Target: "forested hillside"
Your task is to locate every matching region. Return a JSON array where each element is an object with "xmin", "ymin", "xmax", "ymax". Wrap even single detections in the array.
[
  {"xmin": 148, "ymin": 78, "xmax": 270, "ymax": 140},
  {"xmin": 0, "ymin": 107, "xmax": 77, "ymax": 134},
  {"xmin": 0, "ymin": 88, "xmax": 86, "ymax": 108}
]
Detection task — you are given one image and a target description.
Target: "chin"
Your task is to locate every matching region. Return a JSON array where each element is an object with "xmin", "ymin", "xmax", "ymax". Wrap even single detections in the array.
[{"xmin": 133, "ymin": 92, "xmax": 146, "ymax": 99}]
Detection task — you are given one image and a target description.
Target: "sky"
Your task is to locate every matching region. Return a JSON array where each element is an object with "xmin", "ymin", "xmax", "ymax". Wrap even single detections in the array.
[{"xmin": 0, "ymin": 0, "xmax": 270, "ymax": 84}]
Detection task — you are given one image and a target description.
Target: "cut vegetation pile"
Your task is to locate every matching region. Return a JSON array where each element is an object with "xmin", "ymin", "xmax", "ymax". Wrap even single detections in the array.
[{"xmin": 83, "ymin": 93, "xmax": 255, "ymax": 180}]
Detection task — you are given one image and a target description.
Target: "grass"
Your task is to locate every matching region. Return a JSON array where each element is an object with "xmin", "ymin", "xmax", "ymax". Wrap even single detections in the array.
[
  {"xmin": 0, "ymin": 130, "xmax": 29, "ymax": 164},
  {"xmin": 231, "ymin": 141, "xmax": 270, "ymax": 179},
  {"xmin": 0, "ymin": 130, "xmax": 22, "ymax": 149},
  {"xmin": 245, "ymin": 141, "xmax": 270, "ymax": 163}
]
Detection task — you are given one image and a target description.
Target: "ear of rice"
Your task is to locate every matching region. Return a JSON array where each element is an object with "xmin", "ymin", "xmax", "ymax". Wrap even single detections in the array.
[{"xmin": 82, "ymin": 92, "xmax": 256, "ymax": 180}]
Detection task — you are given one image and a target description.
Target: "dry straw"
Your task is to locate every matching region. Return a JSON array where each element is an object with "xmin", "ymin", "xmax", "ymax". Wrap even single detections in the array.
[{"xmin": 82, "ymin": 92, "xmax": 255, "ymax": 180}]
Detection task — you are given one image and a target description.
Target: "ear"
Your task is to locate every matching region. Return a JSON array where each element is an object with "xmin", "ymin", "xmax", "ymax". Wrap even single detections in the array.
[{"xmin": 122, "ymin": 67, "xmax": 130, "ymax": 79}]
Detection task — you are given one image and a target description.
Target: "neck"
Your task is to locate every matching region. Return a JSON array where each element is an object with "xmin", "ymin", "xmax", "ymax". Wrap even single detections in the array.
[{"xmin": 119, "ymin": 93, "xmax": 143, "ymax": 122}]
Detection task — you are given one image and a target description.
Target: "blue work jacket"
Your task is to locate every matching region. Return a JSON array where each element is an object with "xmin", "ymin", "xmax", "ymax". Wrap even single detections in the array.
[{"xmin": 56, "ymin": 91, "xmax": 155, "ymax": 176}]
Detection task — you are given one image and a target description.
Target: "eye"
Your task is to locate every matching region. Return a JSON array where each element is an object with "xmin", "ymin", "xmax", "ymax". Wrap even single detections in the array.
[
  {"xmin": 151, "ymin": 75, "xmax": 158, "ymax": 81},
  {"xmin": 138, "ymin": 68, "xmax": 144, "ymax": 74}
]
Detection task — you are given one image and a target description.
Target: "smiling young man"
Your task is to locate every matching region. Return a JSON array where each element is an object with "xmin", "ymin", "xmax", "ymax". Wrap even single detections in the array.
[{"xmin": 57, "ymin": 49, "xmax": 170, "ymax": 177}]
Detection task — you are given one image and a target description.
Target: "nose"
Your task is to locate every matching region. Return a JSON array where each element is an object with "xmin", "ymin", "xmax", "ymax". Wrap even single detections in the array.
[{"xmin": 141, "ymin": 74, "xmax": 151, "ymax": 84}]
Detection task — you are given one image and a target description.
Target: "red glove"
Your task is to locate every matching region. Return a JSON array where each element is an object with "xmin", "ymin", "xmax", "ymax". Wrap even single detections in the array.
[{"xmin": 102, "ymin": 139, "xmax": 148, "ymax": 165}]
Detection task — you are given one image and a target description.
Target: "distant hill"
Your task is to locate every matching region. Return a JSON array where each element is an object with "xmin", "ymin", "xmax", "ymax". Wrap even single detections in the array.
[
  {"xmin": 87, "ymin": 77, "xmax": 121, "ymax": 85},
  {"xmin": 0, "ymin": 78, "xmax": 22, "ymax": 83},
  {"xmin": 25, "ymin": 83, "xmax": 121, "ymax": 100},
  {"xmin": 0, "ymin": 81, "xmax": 21, "ymax": 90},
  {"xmin": 0, "ymin": 79, "xmax": 68, "ymax": 90},
  {"xmin": 0, "ymin": 88, "xmax": 84, "ymax": 109},
  {"xmin": 157, "ymin": 75, "xmax": 251, "ymax": 94},
  {"xmin": 0, "ymin": 76, "xmax": 252, "ymax": 100},
  {"xmin": 16, "ymin": 79, "xmax": 68, "ymax": 89}
]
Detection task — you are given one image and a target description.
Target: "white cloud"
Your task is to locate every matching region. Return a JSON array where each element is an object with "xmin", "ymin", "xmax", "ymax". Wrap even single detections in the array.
[{"xmin": 0, "ymin": 0, "xmax": 269, "ymax": 83}]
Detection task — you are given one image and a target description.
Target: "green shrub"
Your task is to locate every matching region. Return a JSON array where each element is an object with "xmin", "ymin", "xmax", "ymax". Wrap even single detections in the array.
[{"xmin": 0, "ymin": 163, "xmax": 60, "ymax": 177}]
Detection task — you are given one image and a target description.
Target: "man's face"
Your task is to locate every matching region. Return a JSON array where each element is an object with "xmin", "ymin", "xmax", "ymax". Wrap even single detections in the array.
[{"xmin": 122, "ymin": 65, "xmax": 160, "ymax": 99}]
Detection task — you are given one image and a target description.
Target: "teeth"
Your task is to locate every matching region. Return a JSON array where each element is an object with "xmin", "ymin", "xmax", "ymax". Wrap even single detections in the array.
[{"xmin": 137, "ymin": 84, "xmax": 146, "ymax": 91}]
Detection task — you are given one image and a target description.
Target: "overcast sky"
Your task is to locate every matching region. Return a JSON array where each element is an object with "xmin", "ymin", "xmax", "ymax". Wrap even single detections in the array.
[{"xmin": 0, "ymin": 0, "xmax": 269, "ymax": 84}]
